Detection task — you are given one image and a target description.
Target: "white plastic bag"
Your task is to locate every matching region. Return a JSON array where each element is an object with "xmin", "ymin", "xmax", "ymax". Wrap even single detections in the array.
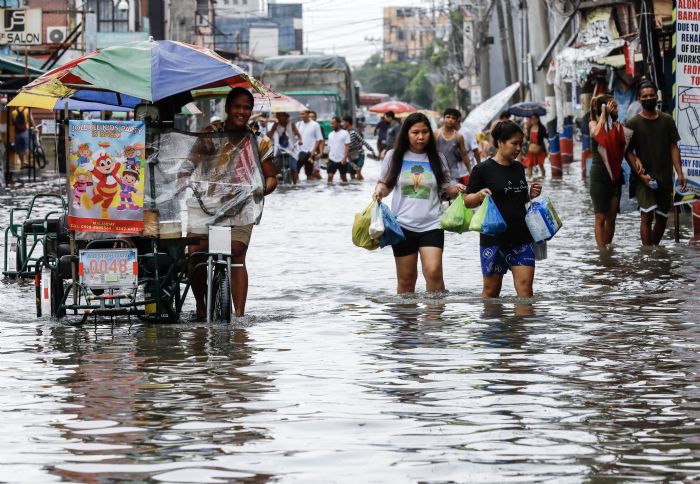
[{"xmin": 369, "ymin": 201, "xmax": 385, "ymax": 239}]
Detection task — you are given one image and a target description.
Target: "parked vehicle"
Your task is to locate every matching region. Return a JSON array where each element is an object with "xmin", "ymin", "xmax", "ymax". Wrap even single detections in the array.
[{"xmin": 261, "ymin": 55, "xmax": 359, "ymax": 138}]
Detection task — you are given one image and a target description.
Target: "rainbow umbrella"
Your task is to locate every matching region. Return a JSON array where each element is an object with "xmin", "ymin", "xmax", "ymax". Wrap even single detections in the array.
[{"xmin": 9, "ymin": 38, "xmax": 264, "ymax": 110}]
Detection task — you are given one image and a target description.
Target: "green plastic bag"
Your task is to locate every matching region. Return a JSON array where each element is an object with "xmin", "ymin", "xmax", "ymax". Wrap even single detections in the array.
[
  {"xmin": 440, "ymin": 193, "xmax": 473, "ymax": 233},
  {"xmin": 352, "ymin": 201, "xmax": 379, "ymax": 250},
  {"xmin": 469, "ymin": 194, "xmax": 489, "ymax": 233}
]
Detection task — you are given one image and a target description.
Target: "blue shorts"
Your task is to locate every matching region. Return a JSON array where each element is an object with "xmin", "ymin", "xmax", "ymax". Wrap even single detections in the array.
[
  {"xmin": 480, "ymin": 243, "xmax": 535, "ymax": 276},
  {"xmin": 14, "ymin": 130, "xmax": 28, "ymax": 154}
]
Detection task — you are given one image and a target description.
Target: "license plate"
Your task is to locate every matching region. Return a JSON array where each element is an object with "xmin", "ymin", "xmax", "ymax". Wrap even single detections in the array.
[{"xmin": 79, "ymin": 248, "xmax": 138, "ymax": 289}]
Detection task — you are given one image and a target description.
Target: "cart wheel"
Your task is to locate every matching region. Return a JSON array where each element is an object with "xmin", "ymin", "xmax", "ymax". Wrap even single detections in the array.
[{"xmin": 210, "ymin": 266, "xmax": 230, "ymax": 323}]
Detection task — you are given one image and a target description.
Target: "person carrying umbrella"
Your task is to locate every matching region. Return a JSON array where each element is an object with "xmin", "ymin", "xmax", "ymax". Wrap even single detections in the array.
[{"xmin": 181, "ymin": 87, "xmax": 278, "ymax": 319}]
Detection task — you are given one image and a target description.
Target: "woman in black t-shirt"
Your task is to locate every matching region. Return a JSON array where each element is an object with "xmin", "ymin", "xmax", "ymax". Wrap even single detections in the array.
[{"xmin": 464, "ymin": 121, "xmax": 542, "ymax": 298}]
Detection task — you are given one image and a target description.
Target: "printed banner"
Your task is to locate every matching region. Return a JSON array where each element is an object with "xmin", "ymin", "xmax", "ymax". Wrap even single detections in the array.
[
  {"xmin": 675, "ymin": 1, "xmax": 700, "ymax": 198},
  {"xmin": 67, "ymin": 120, "xmax": 146, "ymax": 233}
]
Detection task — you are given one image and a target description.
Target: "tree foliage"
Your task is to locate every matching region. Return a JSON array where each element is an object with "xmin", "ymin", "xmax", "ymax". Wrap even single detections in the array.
[{"xmin": 353, "ymin": 41, "xmax": 459, "ymax": 111}]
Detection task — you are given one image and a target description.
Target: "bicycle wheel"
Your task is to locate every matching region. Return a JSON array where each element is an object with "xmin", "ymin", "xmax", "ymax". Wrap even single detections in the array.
[
  {"xmin": 34, "ymin": 145, "xmax": 47, "ymax": 169},
  {"xmin": 210, "ymin": 265, "xmax": 231, "ymax": 322}
]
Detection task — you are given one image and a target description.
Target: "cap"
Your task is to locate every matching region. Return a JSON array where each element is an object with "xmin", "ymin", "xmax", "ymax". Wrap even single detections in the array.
[{"xmin": 210, "ymin": 115, "xmax": 222, "ymax": 124}]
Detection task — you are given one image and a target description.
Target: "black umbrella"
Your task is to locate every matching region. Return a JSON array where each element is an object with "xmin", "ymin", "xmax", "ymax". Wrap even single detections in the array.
[{"xmin": 507, "ymin": 102, "xmax": 547, "ymax": 117}]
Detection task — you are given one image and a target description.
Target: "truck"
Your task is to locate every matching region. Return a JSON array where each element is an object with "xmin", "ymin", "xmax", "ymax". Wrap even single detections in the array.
[{"xmin": 261, "ymin": 55, "xmax": 359, "ymax": 138}]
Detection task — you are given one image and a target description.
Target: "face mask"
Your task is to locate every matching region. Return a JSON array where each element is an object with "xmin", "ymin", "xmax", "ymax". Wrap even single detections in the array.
[{"xmin": 641, "ymin": 99, "xmax": 657, "ymax": 111}]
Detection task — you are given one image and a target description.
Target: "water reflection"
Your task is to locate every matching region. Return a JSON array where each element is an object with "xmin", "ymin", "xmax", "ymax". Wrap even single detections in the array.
[{"xmin": 46, "ymin": 324, "xmax": 273, "ymax": 482}]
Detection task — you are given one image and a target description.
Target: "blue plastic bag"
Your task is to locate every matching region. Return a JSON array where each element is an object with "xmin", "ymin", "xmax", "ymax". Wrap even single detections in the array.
[
  {"xmin": 379, "ymin": 202, "xmax": 405, "ymax": 248},
  {"xmin": 481, "ymin": 196, "xmax": 507, "ymax": 235},
  {"xmin": 525, "ymin": 197, "xmax": 562, "ymax": 243}
]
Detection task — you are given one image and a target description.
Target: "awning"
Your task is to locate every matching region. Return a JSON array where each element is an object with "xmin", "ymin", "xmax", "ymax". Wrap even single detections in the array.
[{"xmin": 0, "ymin": 53, "xmax": 46, "ymax": 76}]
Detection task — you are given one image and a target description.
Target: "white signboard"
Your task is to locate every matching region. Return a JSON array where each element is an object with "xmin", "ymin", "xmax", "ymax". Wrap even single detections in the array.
[
  {"xmin": 41, "ymin": 119, "xmax": 56, "ymax": 135},
  {"xmin": 0, "ymin": 9, "xmax": 42, "ymax": 45},
  {"xmin": 675, "ymin": 1, "xmax": 700, "ymax": 197}
]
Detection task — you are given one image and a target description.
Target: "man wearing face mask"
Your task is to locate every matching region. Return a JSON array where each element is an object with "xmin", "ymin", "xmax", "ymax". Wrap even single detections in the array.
[{"xmin": 625, "ymin": 81, "xmax": 686, "ymax": 246}]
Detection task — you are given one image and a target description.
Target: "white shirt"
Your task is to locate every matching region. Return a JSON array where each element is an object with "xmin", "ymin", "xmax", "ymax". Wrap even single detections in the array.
[
  {"xmin": 327, "ymin": 129, "xmax": 351, "ymax": 162},
  {"xmin": 379, "ymin": 149, "xmax": 453, "ymax": 232},
  {"xmin": 459, "ymin": 126, "xmax": 479, "ymax": 169},
  {"xmin": 296, "ymin": 120, "xmax": 324, "ymax": 152}
]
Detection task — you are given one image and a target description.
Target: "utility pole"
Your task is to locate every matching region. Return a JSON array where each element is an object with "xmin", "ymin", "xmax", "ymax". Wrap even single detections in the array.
[
  {"xmin": 477, "ymin": 1, "xmax": 495, "ymax": 100},
  {"xmin": 527, "ymin": 0, "xmax": 553, "ymax": 103},
  {"xmin": 503, "ymin": 0, "xmax": 519, "ymax": 99},
  {"xmin": 496, "ymin": 0, "xmax": 512, "ymax": 85}
]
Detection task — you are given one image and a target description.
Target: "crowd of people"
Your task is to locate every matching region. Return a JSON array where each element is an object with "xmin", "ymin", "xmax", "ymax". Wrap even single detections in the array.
[{"xmin": 81, "ymin": 81, "xmax": 683, "ymax": 319}]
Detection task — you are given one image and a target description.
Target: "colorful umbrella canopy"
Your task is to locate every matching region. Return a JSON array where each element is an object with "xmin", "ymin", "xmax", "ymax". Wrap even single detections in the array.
[
  {"xmin": 10, "ymin": 91, "xmax": 132, "ymax": 112},
  {"xmin": 9, "ymin": 38, "xmax": 264, "ymax": 110},
  {"xmin": 368, "ymin": 101, "xmax": 416, "ymax": 114}
]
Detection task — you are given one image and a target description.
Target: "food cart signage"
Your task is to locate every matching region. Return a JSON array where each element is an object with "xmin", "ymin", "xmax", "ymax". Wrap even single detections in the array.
[
  {"xmin": 0, "ymin": 9, "xmax": 42, "ymax": 46},
  {"xmin": 79, "ymin": 249, "xmax": 138, "ymax": 289}
]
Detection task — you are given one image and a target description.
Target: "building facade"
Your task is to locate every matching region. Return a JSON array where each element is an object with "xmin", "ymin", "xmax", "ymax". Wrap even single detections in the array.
[{"xmin": 382, "ymin": 6, "xmax": 449, "ymax": 63}]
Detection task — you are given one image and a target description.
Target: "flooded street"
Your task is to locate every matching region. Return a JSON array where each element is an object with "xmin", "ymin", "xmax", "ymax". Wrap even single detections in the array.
[{"xmin": 1, "ymin": 156, "xmax": 699, "ymax": 483}]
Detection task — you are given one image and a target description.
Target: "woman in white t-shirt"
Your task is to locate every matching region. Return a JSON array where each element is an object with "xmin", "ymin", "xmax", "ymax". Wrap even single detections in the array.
[{"xmin": 373, "ymin": 113, "xmax": 465, "ymax": 293}]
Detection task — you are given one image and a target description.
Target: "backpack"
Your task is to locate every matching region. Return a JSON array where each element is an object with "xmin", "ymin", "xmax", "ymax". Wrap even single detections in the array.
[{"xmin": 14, "ymin": 109, "xmax": 27, "ymax": 133}]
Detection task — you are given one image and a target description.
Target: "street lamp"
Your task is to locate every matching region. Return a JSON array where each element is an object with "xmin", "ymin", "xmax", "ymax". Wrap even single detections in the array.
[{"xmin": 114, "ymin": 0, "xmax": 129, "ymax": 12}]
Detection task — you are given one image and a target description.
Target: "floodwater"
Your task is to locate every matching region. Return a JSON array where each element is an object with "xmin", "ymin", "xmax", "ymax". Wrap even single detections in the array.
[{"xmin": 1, "ymin": 155, "xmax": 699, "ymax": 483}]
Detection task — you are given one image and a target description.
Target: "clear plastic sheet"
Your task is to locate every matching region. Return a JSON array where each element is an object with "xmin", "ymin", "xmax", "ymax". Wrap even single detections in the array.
[{"xmin": 77, "ymin": 128, "xmax": 265, "ymax": 240}]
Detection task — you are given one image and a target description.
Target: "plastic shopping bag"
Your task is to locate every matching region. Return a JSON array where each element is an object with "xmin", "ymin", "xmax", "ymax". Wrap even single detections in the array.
[
  {"xmin": 440, "ymin": 194, "xmax": 473, "ymax": 233},
  {"xmin": 468, "ymin": 195, "xmax": 488, "ymax": 232},
  {"xmin": 482, "ymin": 196, "xmax": 507, "ymax": 235},
  {"xmin": 369, "ymin": 201, "xmax": 385, "ymax": 239},
  {"xmin": 525, "ymin": 197, "xmax": 562, "ymax": 243},
  {"xmin": 532, "ymin": 241, "xmax": 547, "ymax": 260},
  {"xmin": 352, "ymin": 202, "xmax": 379, "ymax": 250},
  {"xmin": 379, "ymin": 202, "xmax": 405, "ymax": 248},
  {"xmin": 469, "ymin": 195, "xmax": 506, "ymax": 235}
]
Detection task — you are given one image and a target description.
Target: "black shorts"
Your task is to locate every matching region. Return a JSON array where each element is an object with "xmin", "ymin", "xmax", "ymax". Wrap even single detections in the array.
[
  {"xmin": 327, "ymin": 160, "xmax": 348, "ymax": 175},
  {"xmin": 391, "ymin": 228, "xmax": 445, "ymax": 257},
  {"xmin": 297, "ymin": 151, "xmax": 313, "ymax": 174}
]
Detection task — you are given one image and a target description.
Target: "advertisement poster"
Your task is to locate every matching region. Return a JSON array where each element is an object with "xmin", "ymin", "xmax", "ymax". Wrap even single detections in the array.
[
  {"xmin": 675, "ymin": 1, "xmax": 700, "ymax": 198},
  {"xmin": 67, "ymin": 120, "xmax": 146, "ymax": 233}
]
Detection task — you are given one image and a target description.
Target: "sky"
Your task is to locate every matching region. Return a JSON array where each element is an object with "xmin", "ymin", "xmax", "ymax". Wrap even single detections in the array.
[{"xmin": 274, "ymin": 0, "xmax": 427, "ymax": 66}]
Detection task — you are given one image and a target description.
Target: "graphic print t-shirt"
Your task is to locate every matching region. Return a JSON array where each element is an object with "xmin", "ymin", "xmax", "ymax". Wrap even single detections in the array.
[
  {"xmin": 380, "ymin": 150, "xmax": 452, "ymax": 232},
  {"xmin": 467, "ymin": 158, "xmax": 531, "ymax": 246}
]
